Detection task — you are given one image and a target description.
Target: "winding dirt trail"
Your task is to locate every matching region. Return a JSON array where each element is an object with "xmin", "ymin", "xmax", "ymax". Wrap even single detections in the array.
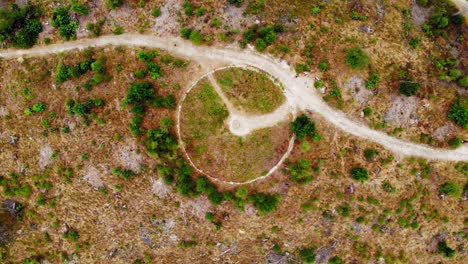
[{"xmin": 1, "ymin": 33, "xmax": 467, "ymax": 161}]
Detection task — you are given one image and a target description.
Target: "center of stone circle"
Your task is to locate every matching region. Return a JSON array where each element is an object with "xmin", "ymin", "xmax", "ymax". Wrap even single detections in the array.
[{"xmin": 232, "ymin": 120, "xmax": 241, "ymax": 129}]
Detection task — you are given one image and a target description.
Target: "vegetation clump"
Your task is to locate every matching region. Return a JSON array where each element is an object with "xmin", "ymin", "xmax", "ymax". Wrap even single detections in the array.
[
  {"xmin": 51, "ymin": 7, "xmax": 78, "ymax": 40},
  {"xmin": 286, "ymin": 159, "xmax": 313, "ymax": 185},
  {"xmin": 298, "ymin": 248, "xmax": 316, "ymax": 263},
  {"xmin": 240, "ymin": 24, "xmax": 284, "ymax": 51},
  {"xmin": 248, "ymin": 193, "xmax": 279, "ymax": 215},
  {"xmin": 350, "ymin": 167, "xmax": 369, "ymax": 183},
  {"xmin": 439, "ymin": 182, "xmax": 461, "ymax": 198},
  {"xmin": 437, "ymin": 240, "xmax": 456, "ymax": 258},
  {"xmin": 0, "ymin": 4, "xmax": 43, "ymax": 48},
  {"xmin": 344, "ymin": 46, "xmax": 369, "ymax": 69},
  {"xmin": 399, "ymin": 81, "xmax": 421, "ymax": 97},
  {"xmin": 290, "ymin": 114, "xmax": 319, "ymax": 140},
  {"xmin": 448, "ymin": 98, "xmax": 468, "ymax": 129}
]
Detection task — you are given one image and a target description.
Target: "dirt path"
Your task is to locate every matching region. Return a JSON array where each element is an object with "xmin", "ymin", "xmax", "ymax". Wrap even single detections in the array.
[
  {"xmin": 1, "ymin": 33, "xmax": 467, "ymax": 162},
  {"xmin": 451, "ymin": 0, "xmax": 468, "ymax": 19},
  {"xmin": 207, "ymin": 73, "xmax": 291, "ymax": 136}
]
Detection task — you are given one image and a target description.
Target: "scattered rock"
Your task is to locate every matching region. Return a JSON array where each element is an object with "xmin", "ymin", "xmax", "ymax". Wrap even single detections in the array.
[
  {"xmin": 315, "ymin": 242, "xmax": 337, "ymax": 264},
  {"xmin": 2, "ymin": 199, "xmax": 23, "ymax": 217},
  {"xmin": 114, "ymin": 139, "xmax": 142, "ymax": 173},
  {"xmin": 151, "ymin": 178, "xmax": 172, "ymax": 199},
  {"xmin": 82, "ymin": 166, "xmax": 105, "ymax": 189},
  {"xmin": 411, "ymin": 3, "xmax": 429, "ymax": 26},
  {"xmin": 432, "ymin": 125, "xmax": 454, "ymax": 141},
  {"xmin": 358, "ymin": 24, "xmax": 374, "ymax": 34},
  {"xmin": 0, "ymin": 106, "xmax": 8, "ymax": 117},
  {"xmin": 180, "ymin": 196, "xmax": 212, "ymax": 219},
  {"xmin": 265, "ymin": 251, "xmax": 289, "ymax": 264},
  {"xmin": 343, "ymin": 76, "xmax": 373, "ymax": 103},
  {"xmin": 139, "ymin": 225, "xmax": 153, "ymax": 246},
  {"xmin": 39, "ymin": 145, "xmax": 54, "ymax": 169},
  {"xmin": 383, "ymin": 95, "xmax": 418, "ymax": 127}
]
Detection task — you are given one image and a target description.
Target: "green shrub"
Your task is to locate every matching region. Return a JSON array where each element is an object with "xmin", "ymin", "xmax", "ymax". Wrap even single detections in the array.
[
  {"xmin": 180, "ymin": 28, "xmax": 192, "ymax": 39},
  {"xmin": 318, "ymin": 58, "xmax": 329, "ymax": 71},
  {"xmin": 298, "ymin": 248, "xmax": 315, "ymax": 263},
  {"xmin": 399, "ymin": 81, "xmax": 420, "ymax": 96},
  {"xmin": 195, "ymin": 176, "xmax": 215, "ymax": 194},
  {"xmin": 71, "ymin": 1, "xmax": 89, "ymax": 15},
  {"xmin": 437, "ymin": 241, "xmax": 455, "ymax": 258},
  {"xmin": 363, "ymin": 148, "xmax": 378, "ymax": 160},
  {"xmin": 32, "ymin": 102, "xmax": 46, "ymax": 113},
  {"xmin": 290, "ymin": 114, "xmax": 317, "ymax": 140},
  {"xmin": 337, "ymin": 203, "xmax": 350, "ymax": 217},
  {"xmin": 112, "ymin": 25, "xmax": 124, "ymax": 35},
  {"xmin": 112, "ymin": 167, "xmax": 136, "ymax": 180},
  {"xmin": 145, "ymin": 127, "xmax": 178, "ymax": 159},
  {"xmin": 365, "ymin": 72, "xmax": 380, "ymax": 89},
  {"xmin": 152, "ymin": 7, "xmax": 161, "ymax": 17},
  {"xmin": 208, "ymin": 191, "xmax": 224, "ymax": 205},
  {"xmin": 344, "ymin": 46, "xmax": 369, "ymax": 69},
  {"xmin": 286, "ymin": 159, "xmax": 313, "ymax": 185},
  {"xmin": 248, "ymin": 193, "xmax": 279, "ymax": 215},
  {"xmin": 329, "ymin": 256, "xmax": 344, "ymax": 264},
  {"xmin": 235, "ymin": 186, "xmax": 248, "ymax": 200},
  {"xmin": 448, "ymin": 136, "xmax": 462, "ymax": 149},
  {"xmin": 228, "ymin": 0, "xmax": 244, "ymax": 7},
  {"xmin": 182, "ymin": 1, "xmax": 193, "ymax": 16},
  {"xmin": 51, "ymin": 7, "xmax": 78, "ymax": 40},
  {"xmin": 295, "ymin": 63, "xmax": 310, "ymax": 74},
  {"xmin": 189, "ymin": 30, "xmax": 203, "ymax": 45},
  {"xmin": 458, "ymin": 76, "xmax": 468, "ymax": 87},
  {"xmin": 439, "ymin": 182, "xmax": 461, "ymax": 197},
  {"xmin": 62, "ymin": 229, "xmax": 80, "ymax": 242},
  {"xmin": 409, "ymin": 37, "xmax": 420, "ymax": 49},
  {"xmin": 314, "ymin": 80, "xmax": 325, "ymax": 88},
  {"xmin": 137, "ymin": 50, "xmax": 157, "ymax": 62},
  {"xmin": 122, "ymin": 82, "xmax": 156, "ymax": 106},
  {"xmin": 107, "ymin": 0, "xmax": 123, "ymax": 10},
  {"xmin": 448, "ymin": 98, "xmax": 468, "ymax": 128},
  {"xmin": 146, "ymin": 62, "xmax": 162, "ymax": 79},
  {"xmin": 134, "ymin": 69, "xmax": 147, "ymax": 78},
  {"xmin": 254, "ymin": 38, "xmax": 267, "ymax": 51},
  {"xmin": 195, "ymin": 7, "xmax": 206, "ymax": 16},
  {"xmin": 382, "ymin": 181, "xmax": 396, "ymax": 193},
  {"xmin": 350, "ymin": 167, "xmax": 369, "ymax": 183},
  {"xmin": 205, "ymin": 212, "xmax": 215, "ymax": 222}
]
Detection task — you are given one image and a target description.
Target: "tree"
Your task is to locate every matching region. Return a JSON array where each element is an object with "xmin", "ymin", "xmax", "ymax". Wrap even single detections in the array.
[
  {"xmin": 351, "ymin": 167, "xmax": 369, "ymax": 183},
  {"xmin": 122, "ymin": 82, "xmax": 156, "ymax": 106},
  {"xmin": 399, "ymin": 81, "xmax": 420, "ymax": 96},
  {"xmin": 0, "ymin": 4, "xmax": 43, "ymax": 48},
  {"xmin": 290, "ymin": 114, "xmax": 317, "ymax": 140},
  {"xmin": 344, "ymin": 46, "xmax": 369, "ymax": 69},
  {"xmin": 448, "ymin": 98, "xmax": 468, "ymax": 128}
]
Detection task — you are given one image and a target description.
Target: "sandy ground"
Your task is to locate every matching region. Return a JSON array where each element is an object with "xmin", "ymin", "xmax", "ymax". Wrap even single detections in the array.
[{"xmin": 0, "ymin": 34, "xmax": 467, "ymax": 162}]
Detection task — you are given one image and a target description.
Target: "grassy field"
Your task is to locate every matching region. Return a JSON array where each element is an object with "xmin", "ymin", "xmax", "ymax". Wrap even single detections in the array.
[
  {"xmin": 213, "ymin": 67, "xmax": 285, "ymax": 114},
  {"xmin": 180, "ymin": 78, "xmax": 291, "ymax": 182}
]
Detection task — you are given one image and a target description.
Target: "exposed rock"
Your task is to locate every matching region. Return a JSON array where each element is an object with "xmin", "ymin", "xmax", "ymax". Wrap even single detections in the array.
[
  {"xmin": 344, "ymin": 76, "xmax": 373, "ymax": 103},
  {"xmin": 82, "ymin": 166, "xmax": 105, "ymax": 189},
  {"xmin": 39, "ymin": 145, "xmax": 54, "ymax": 169},
  {"xmin": 151, "ymin": 178, "xmax": 172, "ymax": 199},
  {"xmin": 432, "ymin": 125, "xmax": 454, "ymax": 141},
  {"xmin": 358, "ymin": 24, "xmax": 374, "ymax": 34},
  {"xmin": 383, "ymin": 95, "xmax": 418, "ymax": 127}
]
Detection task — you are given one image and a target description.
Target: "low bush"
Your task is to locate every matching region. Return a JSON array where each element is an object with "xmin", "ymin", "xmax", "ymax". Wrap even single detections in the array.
[
  {"xmin": 107, "ymin": 0, "xmax": 123, "ymax": 10},
  {"xmin": 248, "ymin": 193, "xmax": 279, "ymax": 215},
  {"xmin": 51, "ymin": 7, "xmax": 78, "ymax": 40},
  {"xmin": 439, "ymin": 181, "xmax": 461, "ymax": 197},
  {"xmin": 365, "ymin": 72, "xmax": 380, "ymax": 89},
  {"xmin": 448, "ymin": 98, "xmax": 468, "ymax": 128},
  {"xmin": 399, "ymin": 81, "xmax": 420, "ymax": 96},
  {"xmin": 448, "ymin": 136, "xmax": 462, "ymax": 149},
  {"xmin": 286, "ymin": 159, "xmax": 313, "ymax": 185},
  {"xmin": 112, "ymin": 167, "xmax": 136, "ymax": 180},
  {"xmin": 71, "ymin": 1, "xmax": 89, "ymax": 15},
  {"xmin": 350, "ymin": 167, "xmax": 369, "ymax": 183},
  {"xmin": 344, "ymin": 46, "xmax": 369, "ymax": 69},
  {"xmin": 298, "ymin": 248, "xmax": 316, "ymax": 263}
]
